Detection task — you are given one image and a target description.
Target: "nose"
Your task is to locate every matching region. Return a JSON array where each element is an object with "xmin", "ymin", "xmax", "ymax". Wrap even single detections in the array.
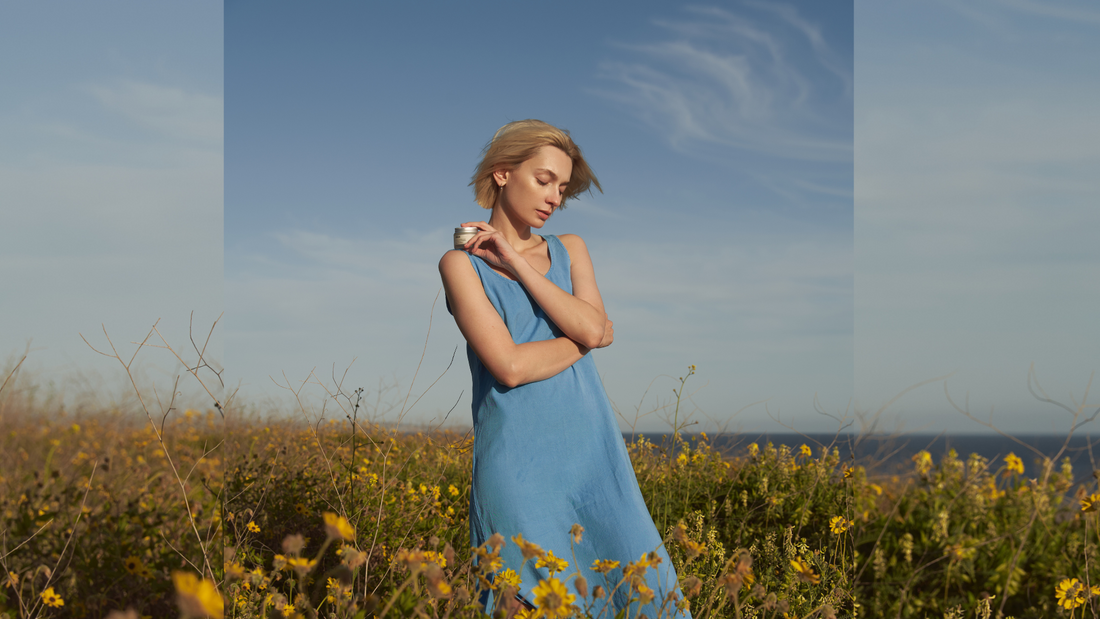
[{"xmin": 548, "ymin": 187, "xmax": 562, "ymax": 207}]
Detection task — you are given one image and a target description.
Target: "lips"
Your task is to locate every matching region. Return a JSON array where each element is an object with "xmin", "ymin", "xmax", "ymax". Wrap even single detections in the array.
[{"xmin": 536, "ymin": 209, "xmax": 551, "ymax": 221}]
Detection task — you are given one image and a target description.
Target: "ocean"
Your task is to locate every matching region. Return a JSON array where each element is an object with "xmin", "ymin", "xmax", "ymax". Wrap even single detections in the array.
[{"xmin": 628, "ymin": 432, "xmax": 1100, "ymax": 485}]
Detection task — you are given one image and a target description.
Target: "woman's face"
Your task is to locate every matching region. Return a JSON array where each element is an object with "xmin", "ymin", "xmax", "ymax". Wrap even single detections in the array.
[{"xmin": 494, "ymin": 145, "xmax": 573, "ymax": 229}]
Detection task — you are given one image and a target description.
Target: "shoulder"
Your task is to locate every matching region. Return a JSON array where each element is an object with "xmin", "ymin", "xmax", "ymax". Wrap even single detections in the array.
[
  {"xmin": 554, "ymin": 233, "xmax": 590, "ymax": 256},
  {"xmin": 554, "ymin": 233, "xmax": 598, "ymax": 273},
  {"xmin": 439, "ymin": 250, "xmax": 476, "ymax": 280}
]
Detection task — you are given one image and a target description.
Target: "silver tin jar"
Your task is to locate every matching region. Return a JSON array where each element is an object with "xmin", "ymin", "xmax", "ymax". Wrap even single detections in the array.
[{"xmin": 453, "ymin": 226, "xmax": 478, "ymax": 250}]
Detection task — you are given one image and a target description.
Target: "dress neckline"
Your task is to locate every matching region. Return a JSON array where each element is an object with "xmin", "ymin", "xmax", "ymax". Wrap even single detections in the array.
[{"xmin": 482, "ymin": 235, "xmax": 554, "ymax": 283}]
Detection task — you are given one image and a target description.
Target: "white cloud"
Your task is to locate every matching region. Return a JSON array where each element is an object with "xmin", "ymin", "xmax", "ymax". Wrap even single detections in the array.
[{"xmin": 594, "ymin": 4, "xmax": 851, "ymax": 165}]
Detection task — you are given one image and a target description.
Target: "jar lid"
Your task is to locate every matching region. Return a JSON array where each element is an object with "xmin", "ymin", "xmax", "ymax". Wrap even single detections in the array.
[{"xmin": 455, "ymin": 227, "xmax": 479, "ymax": 233}]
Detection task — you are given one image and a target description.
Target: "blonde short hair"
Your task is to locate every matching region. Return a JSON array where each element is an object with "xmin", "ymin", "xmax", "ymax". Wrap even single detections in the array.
[{"xmin": 470, "ymin": 119, "xmax": 602, "ymax": 210}]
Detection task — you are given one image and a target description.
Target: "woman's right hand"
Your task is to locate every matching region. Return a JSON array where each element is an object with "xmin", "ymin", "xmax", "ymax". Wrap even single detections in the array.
[{"xmin": 460, "ymin": 221, "xmax": 523, "ymax": 276}]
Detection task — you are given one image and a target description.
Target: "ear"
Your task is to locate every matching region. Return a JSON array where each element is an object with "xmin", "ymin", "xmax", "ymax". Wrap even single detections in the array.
[{"xmin": 492, "ymin": 168, "xmax": 510, "ymax": 187}]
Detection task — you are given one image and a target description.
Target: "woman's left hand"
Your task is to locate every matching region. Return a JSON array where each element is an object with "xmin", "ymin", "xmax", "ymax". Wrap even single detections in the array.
[
  {"xmin": 460, "ymin": 221, "xmax": 524, "ymax": 275},
  {"xmin": 593, "ymin": 315, "xmax": 614, "ymax": 348}
]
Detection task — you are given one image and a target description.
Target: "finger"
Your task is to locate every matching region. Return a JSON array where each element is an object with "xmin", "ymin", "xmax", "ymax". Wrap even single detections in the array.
[
  {"xmin": 465, "ymin": 230, "xmax": 493, "ymax": 249},
  {"xmin": 466, "ymin": 232, "xmax": 500, "ymax": 257},
  {"xmin": 460, "ymin": 221, "xmax": 496, "ymax": 233}
]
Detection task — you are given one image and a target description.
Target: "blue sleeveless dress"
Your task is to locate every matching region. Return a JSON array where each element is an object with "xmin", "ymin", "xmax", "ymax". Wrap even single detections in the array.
[{"xmin": 450, "ymin": 235, "xmax": 688, "ymax": 618}]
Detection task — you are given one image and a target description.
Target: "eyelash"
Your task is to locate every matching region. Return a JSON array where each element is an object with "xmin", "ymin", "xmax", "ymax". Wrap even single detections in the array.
[{"xmin": 538, "ymin": 179, "xmax": 567, "ymax": 191}]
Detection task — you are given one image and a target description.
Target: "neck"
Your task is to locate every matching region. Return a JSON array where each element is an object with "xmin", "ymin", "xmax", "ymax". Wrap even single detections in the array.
[{"xmin": 488, "ymin": 205, "xmax": 538, "ymax": 250}]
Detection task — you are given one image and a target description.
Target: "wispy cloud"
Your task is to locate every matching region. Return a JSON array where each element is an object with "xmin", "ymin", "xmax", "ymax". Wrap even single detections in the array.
[{"xmin": 593, "ymin": 4, "xmax": 851, "ymax": 165}]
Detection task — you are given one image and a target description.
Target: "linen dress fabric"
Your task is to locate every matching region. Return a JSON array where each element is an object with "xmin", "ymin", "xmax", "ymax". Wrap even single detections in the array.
[{"xmin": 451, "ymin": 235, "xmax": 688, "ymax": 618}]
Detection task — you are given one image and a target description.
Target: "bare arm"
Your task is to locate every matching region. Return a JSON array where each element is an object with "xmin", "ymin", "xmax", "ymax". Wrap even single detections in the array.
[
  {"xmin": 511, "ymin": 234, "xmax": 608, "ymax": 349},
  {"xmin": 439, "ymin": 250, "xmax": 590, "ymax": 388},
  {"xmin": 462, "ymin": 223, "xmax": 609, "ymax": 349}
]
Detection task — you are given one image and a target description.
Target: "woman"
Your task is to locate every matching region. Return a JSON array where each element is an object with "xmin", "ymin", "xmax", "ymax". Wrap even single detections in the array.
[{"xmin": 440, "ymin": 120, "xmax": 688, "ymax": 618}]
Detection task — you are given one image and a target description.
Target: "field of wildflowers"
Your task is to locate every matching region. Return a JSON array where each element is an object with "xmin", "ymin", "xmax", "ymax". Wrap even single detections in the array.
[
  {"xmin": 0, "ymin": 393, "xmax": 222, "ymax": 617},
  {"xmin": 4, "ymin": 334, "xmax": 1100, "ymax": 618}
]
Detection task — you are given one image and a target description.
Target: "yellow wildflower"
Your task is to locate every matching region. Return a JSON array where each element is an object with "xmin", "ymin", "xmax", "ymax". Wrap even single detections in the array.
[
  {"xmin": 1082, "ymin": 492, "xmax": 1100, "ymax": 513},
  {"xmin": 682, "ymin": 539, "xmax": 705, "ymax": 561},
  {"xmin": 172, "ymin": 571, "xmax": 224, "ymax": 619},
  {"xmin": 485, "ymin": 554, "xmax": 503, "ymax": 574},
  {"xmin": 532, "ymin": 577, "xmax": 575, "ymax": 619},
  {"xmin": 748, "ymin": 443, "xmax": 759, "ymax": 458},
  {"xmin": 913, "ymin": 451, "xmax": 933, "ymax": 475},
  {"xmin": 322, "ymin": 512, "xmax": 355, "ymax": 542},
  {"xmin": 635, "ymin": 582, "xmax": 655, "ymax": 605},
  {"xmin": 124, "ymin": 555, "xmax": 145, "ymax": 576},
  {"xmin": 677, "ymin": 452, "xmax": 688, "ymax": 466},
  {"xmin": 799, "ymin": 444, "xmax": 812, "ymax": 458},
  {"xmin": 1055, "ymin": 578, "xmax": 1097, "ymax": 610},
  {"xmin": 984, "ymin": 477, "xmax": 1005, "ymax": 501},
  {"xmin": 247, "ymin": 521, "xmax": 260, "ymax": 534},
  {"xmin": 592, "ymin": 559, "xmax": 620, "ymax": 573},
  {"xmin": 286, "ymin": 557, "xmax": 317, "ymax": 574},
  {"xmin": 499, "ymin": 568, "xmax": 521, "ymax": 588},
  {"xmin": 623, "ymin": 555, "xmax": 649, "ymax": 580},
  {"xmin": 829, "ymin": 516, "xmax": 851, "ymax": 535},
  {"xmin": 1004, "ymin": 453, "xmax": 1024, "ymax": 476},
  {"xmin": 449, "ymin": 484, "xmax": 459, "ymax": 496},
  {"xmin": 423, "ymin": 550, "xmax": 447, "ymax": 568},
  {"xmin": 40, "ymin": 587, "xmax": 64, "ymax": 608},
  {"xmin": 536, "ymin": 550, "xmax": 568, "ymax": 576},
  {"xmin": 790, "ymin": 558, "xmax": 819, "ymax": 585}
]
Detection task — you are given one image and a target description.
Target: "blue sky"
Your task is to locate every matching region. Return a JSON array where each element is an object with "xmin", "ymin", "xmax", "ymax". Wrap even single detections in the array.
[
  {"xmin": 856, "ymin": 0, "xmax": 1100, "ymax": 433},
  {"xmin": 0, "ymin": 1, "xmax": 223, "ymax": 408},
  {"xmin": 225, "ymin": 1, "xmax": 854, "ymax": 433},
  {"xmin": 4, "ymin": 2, "xmax": 1095, "ymax": 435}
]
